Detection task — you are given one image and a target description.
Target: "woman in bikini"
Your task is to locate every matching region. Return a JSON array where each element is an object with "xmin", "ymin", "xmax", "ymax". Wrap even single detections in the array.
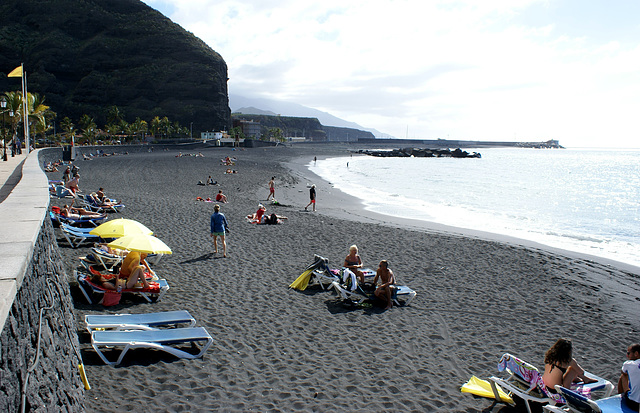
[
  {"xmin": 542, "ymin": 338, "xmax": 596, "ymax": 392},
  {"xmin": 343, "ymin": 245, "xmax": 365, "ymax": 284}
]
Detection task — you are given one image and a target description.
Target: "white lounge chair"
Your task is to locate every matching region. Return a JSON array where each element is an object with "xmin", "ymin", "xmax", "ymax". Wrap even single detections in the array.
[
  {"xmin": 85, "ymin": 310, "xmax": 196, "ymax": 332},
  {"xmin": 91, "ymin": 327, "xmax": 213, "ymax": 366},
  {"xmin": 488, "ymin": 353, "xmax": 614, "ymax": 413}
]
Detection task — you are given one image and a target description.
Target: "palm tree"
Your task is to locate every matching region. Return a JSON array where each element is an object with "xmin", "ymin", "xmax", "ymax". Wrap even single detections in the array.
[
  {"xmin": 107, "ymin": 105, "xmax": 123, "ymax": 125},
  {"xmin": 150, "ymin": 116, "xmax": 161, "ymax": 139},
  {"xmin": 31, "ymin": 115, "xmax": 52, "ymax": 146},
  {"xmin": 60, "ymin": 117, "xmax": 75, "ymax": 145},
  {"xmin": 3, "ymin": 91, "xmax": 23, "ymax": 146},
  {"xmin": 79, "ymin": 114, "xmax": 97, "ymax": 145},
  {"xmin": 159, "ymin": 116, "xmax": 171, "ymax": 139},
  {"xmin": 130, "ymin": 117, "xmax": 148, "ymax": 141}
]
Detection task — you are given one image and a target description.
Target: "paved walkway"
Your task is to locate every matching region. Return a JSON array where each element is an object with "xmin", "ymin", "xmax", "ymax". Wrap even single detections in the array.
[
  {"xmin": 0, "ymin": 149, "xmax": 49, "ymax": 331},
  {"xmin": 0, "ymin": 151, "xmax": 28, "ymax": 203}
]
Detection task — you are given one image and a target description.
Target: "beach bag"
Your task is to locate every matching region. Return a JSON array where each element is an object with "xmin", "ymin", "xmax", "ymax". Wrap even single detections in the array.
[{"xmin": 102, "ymin": 290, "xmax": 121, "ymax": 306}]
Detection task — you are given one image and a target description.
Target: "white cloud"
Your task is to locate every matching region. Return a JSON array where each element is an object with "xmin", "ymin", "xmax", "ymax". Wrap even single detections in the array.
[{"xmin": 142, "ymin": 0, "xmax": 640, "ymax": 147}]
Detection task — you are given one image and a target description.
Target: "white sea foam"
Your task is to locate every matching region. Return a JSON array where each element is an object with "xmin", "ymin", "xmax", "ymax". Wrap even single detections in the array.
[{"xmin": 311, "ymin": 148, "xmax": 640, "ymax": 268}]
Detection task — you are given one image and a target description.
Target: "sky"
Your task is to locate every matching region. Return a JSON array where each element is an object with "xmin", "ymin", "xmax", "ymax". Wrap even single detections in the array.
[{"xmin": 141, "ymin": 0, "xmax": 640, "ymax": 148}]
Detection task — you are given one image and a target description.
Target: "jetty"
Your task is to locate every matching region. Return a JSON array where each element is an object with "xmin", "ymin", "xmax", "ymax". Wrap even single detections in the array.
[
  {"xmin": 357, "ymin": 138, "xmax": 563, "ymax": 149},
  {"xmin": 359, "ymin": 147, "xmax": 481, "ymax": 158}
]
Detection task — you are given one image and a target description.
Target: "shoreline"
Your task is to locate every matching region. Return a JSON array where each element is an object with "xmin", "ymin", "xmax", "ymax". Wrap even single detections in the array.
[{"xmin": 281, "ymin": 151, "xmax": 640, "ymax": 276}]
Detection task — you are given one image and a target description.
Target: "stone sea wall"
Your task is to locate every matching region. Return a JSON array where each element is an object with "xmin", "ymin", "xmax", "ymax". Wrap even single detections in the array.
[{"xmin": 0, "ymin": 150, "xmax": 85, "ymax": 412}]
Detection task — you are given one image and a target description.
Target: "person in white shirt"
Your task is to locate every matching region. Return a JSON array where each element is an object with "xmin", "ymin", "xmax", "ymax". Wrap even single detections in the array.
[{"xmin": 618, "ymin": 343, "xmax": 640, "ymax": 411}]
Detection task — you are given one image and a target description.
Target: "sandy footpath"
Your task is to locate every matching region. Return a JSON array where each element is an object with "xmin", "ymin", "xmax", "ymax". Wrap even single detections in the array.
[{"xmin": 43, "ymin": 144, "xmax": 640, "ymax": 412}]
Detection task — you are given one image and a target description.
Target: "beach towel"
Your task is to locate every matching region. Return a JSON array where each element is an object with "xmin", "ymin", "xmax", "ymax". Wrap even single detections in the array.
[{"xmin": 461, "ymin": 376, "xmax": 514, "ymax": 403}]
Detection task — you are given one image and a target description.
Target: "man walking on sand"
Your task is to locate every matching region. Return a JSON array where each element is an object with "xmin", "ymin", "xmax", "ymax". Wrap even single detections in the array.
[
  {"xmin": 305, "ymin": 184, "xmax": 316, "ymax": 211},
  {"xmin": 267, "ymin": 176, "xmax": 275, "ymax": 201},
  {"xmin": 210, "ymin": 204, "xmax": 229, "ymax": 257}
]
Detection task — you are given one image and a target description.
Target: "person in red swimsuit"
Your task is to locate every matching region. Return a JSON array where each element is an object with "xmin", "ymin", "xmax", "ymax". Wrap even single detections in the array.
[{"xmin": 215, "ymin": 190, "xmax": 228, "ymax": 203}]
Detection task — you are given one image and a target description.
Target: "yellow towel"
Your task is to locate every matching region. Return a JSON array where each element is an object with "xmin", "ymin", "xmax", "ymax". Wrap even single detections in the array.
[
  {"xmin": 289, "ymin": 269, "xmax": 313, "ymax": 291},
  {"xmin": 461, "ymin": 376, "xmax": 513, "ymax": 404}
]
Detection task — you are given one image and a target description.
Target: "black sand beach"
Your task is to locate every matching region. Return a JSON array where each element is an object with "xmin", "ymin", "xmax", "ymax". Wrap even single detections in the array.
[{"xmin": 45, "ymin": 144, "xmax": 640, "ymax": 412}]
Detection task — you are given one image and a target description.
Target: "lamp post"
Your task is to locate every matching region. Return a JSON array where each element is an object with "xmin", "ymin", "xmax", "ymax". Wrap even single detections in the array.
[{"xmin": 0, "ymin": 96, "xmax": 7, "ymax": 161}]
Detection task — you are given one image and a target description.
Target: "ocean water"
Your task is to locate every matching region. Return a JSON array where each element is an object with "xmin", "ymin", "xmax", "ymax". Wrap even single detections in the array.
[{"xmin": 310, "ymin": 148, "xmax": 640, "ymax": 268}]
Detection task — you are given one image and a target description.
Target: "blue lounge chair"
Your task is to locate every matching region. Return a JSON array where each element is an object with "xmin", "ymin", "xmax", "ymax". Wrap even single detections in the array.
[
  {"xmin": 91, "ymin": 327, "xmax": 213, "ymax": 366},
  {"xmin": 85, "ymin": 310, "xmax": 196, "ymax": 332},
  {"xmin": 543, "ymin": 386, "xmax": 636, "ymax": 413},
  {"xmin": 59, "ymin": 222, "xmax": 102, "ymax": 248},
  {"xmin": 50, "ymin": 211, "xmax": 106, "ymax": 228},
  {"xmin": 83, "ymin": 194, "xmax": 125, "ymax": 213}
]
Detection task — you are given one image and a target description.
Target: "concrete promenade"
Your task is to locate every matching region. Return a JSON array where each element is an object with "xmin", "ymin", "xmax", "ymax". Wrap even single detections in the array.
[{"xmin": 0, "ymin": 149, "xmax": 49, "ymax": 330}]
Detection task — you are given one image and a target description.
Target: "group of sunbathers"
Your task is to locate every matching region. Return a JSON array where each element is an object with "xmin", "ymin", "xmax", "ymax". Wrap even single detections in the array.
[
  {"xmin": 343, "ymin": 245, "xmax": 396, "ymax": 310},
  {"xmin": 60, "ymin": 201, "xmax": 106, "ymax": 219},
  {"xmin": 247, "ymin": 204, "xmax": 287, "ymax": 225},
  {"xmin": 541, "ymin": 338, "xmax": 640, "ymax": 411}
]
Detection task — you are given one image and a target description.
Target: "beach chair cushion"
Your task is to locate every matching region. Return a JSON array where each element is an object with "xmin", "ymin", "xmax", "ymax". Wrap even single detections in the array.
[
  {"xmin": 91, "ymin": 327, "xmax": 213, "ymax": 366},
  {"xmin": 85, "ymin": 310, "xmax": 196, "ymax": 332},
  {"xmin": 549, "ymin": 386, "xmax": 637, "ymax": 413}
]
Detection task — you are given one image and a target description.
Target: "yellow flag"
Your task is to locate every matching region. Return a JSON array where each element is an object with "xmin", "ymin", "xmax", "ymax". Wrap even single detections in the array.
[{"xmin": 7, "ymin": 66, "xmax": 22, "ymax": 78}]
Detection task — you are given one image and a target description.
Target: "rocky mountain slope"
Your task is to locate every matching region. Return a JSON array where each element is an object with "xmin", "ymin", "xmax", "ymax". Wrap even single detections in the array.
[{"xmin": 0, "ymin": 0, "xmax": 230, "ymax": 133}]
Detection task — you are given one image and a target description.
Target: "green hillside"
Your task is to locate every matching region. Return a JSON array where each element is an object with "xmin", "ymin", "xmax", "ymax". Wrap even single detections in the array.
[{"xmin": 0, "ymin": 0, "xmax": 230, "ymax": 134}]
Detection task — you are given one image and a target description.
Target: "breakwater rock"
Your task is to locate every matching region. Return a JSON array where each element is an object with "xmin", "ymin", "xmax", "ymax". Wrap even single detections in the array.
[{"xmin": 359, "ymin": 147, "xmax": 481, "ymax": 158}]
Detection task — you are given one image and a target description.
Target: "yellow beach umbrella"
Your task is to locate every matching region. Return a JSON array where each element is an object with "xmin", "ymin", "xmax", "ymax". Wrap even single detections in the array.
[
  {"xmin": 90, "ymin": 218, "xmax": 153, "ymax": 238},
  {"xmin": 107, "ymin": 234, "xmax": 172, "ymax": 254}
]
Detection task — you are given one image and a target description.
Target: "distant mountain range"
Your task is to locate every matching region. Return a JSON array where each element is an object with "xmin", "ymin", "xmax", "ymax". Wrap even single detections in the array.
[{"xmin": 230, "ymin": 94, "xmax": 385, "ymax": 137}]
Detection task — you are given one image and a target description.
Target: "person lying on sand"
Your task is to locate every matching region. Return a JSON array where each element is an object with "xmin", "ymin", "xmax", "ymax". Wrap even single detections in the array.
[
  {"xmin": 257, "ymin": 212, "xmax": 287, "ymax": 225},
  {"xmin": 373, "ymin": 260, "xmax": 395, "ymax": 310}
]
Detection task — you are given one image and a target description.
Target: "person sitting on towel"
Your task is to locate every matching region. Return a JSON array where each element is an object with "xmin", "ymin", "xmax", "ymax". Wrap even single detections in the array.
[
  {"xmin": 344, "ymin": 245, "xmax": 365, "ymax": 285},
  {"xmin": 216, "ymin": 190, "xmax": 228, "ymax": 203}
]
